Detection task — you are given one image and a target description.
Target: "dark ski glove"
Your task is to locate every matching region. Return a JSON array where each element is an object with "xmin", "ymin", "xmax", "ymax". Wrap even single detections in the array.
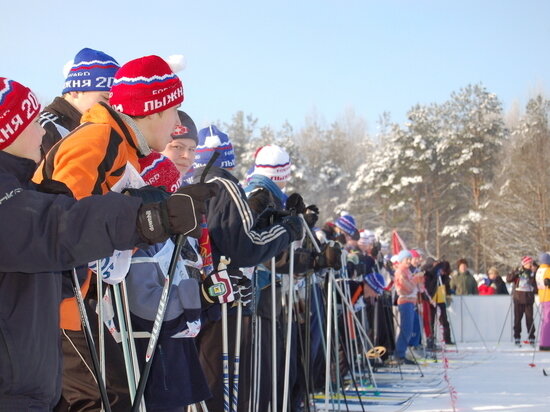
[
  {"xmin": 229, "ymin": 269, "xmax": 253, "ymax": 306},
  {"xmin": 303, "ymin": 204, "xmax": 319, "ymax": 228},
  {"xmin": 123, "ymin": 185, "xmax": 170, "ymax": 204},
  {"xmin": 544, "ymin": 278, "xmax": 550, "ymax": 288},
  {"xmin": 137, "ymin": 182, "xmax": 218, "ymax": 244},
  {"xmin": 314, "ymin": 241, "xmax": 342, "ymax": 270},
  {"xmin": 280, "ymin": 215, "xmax": 304, "ymax": 242},
  {"xmin": 286, "ymin": 193, "xmax": 306, "ymax": 214}
]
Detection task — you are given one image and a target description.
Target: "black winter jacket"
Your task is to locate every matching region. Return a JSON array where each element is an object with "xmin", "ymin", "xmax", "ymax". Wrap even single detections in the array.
[
  {"xmin": 0, "ymin": 151, "xmax": 143, "ymax": 410},
  {"xmin": 193, "ymin": 166, "xmax": 291, "ymax": 270}
]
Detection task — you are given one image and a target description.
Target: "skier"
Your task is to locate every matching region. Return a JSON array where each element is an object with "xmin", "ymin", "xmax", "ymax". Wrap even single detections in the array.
[
  {"xmin": 34, "ymin": 55, "xmax": 194, "ymax": 410},
  {"xmin": 39, "ymin": 48, "xmax": 119, "ymax": 158},
  {"xmin": 535, "ymin": 253, "xmax": 550, "ymax": 351},
  {"xmin": 0, "ymin": 77, "xmax": 214, "ymax": 411},
  {"xmin": 161, "ymin": 110, "xmax": 198, "ymax": 184},
  {"xmin": 125, "ymin": 152, "xmax": 212, "ymax": 411},
  {"xmin": 506, "ymin": 256, "xmax": 537, "ymax": 346},
  {"xmin": 394, "ymin": 250, "xmax": 424, "ymax": 364},
  {"xmin": 191, "ymin": 127, "xmax": 304, "ymax": 412}
]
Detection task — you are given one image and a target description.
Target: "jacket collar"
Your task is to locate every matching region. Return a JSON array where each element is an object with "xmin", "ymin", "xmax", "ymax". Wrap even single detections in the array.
[
  {"xmin": 193, "ymin": 166, "xmax": 238, "ymax": 184},
  {"xmin": 0, "ymin": 151, "xmax": 37, "ymax": 185}
]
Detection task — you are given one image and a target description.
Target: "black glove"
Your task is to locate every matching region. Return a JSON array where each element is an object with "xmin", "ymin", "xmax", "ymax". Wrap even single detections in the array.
[
  {"xmin": 137, "ymin": 182, "xmax": 218, "ymax": 244},
  {"xmin": 278, "ymin": 248, "xmax": 314, "ymax": 274},
  {"xmin": 286, "ymin": 193, "xmax": 306, "ymax": 214},
  {"xmin": 229, "ymin": 270, "xmax": 253, "ymax": 306},
  {"xmin": 280, "ymin": 215, "xmax": 304, "ymax": 242},
  {"xmin": 303, "ymin": 204, "xmax": 319, "ymax": 228},
  {"xmin": 123, "ymin": 185, "xmax": 170, "ymax": 204},
  {"xmin": 544, "ymin": 278, "xmax": 550, "ymax": 288},
  {"xmin": 314, "ymin": 241, "xmax": 342, "ymax": 270}
]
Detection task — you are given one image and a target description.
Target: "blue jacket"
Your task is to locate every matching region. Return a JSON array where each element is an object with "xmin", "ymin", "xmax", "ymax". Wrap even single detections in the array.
[{"xmin": 0, "ymin": 151, "xmax": 143, "ymax": 410}]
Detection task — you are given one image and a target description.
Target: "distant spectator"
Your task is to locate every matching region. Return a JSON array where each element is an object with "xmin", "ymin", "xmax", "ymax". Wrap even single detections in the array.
[
  {"xmin": 450, "ymin": 258, "xmax": 478, "ymax": 295},
  {"xmin": 478, "ymin": 267, "xmax": 508, "ymax": 295},
  {"xmin": 507, "ymin": 256, "xmax": 537, "ymax": 346}
]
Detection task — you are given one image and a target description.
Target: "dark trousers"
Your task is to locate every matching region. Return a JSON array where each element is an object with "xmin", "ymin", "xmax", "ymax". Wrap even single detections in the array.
[
  {"xmin": 430, "ymin": 302, "xmax": 451, "ymax": 343},
  {"xmin": 54, "ymin": 321, "xmax": 131, "ymax": 411},
  {"xmin": 513, "ymin": 302, "xmax": 535, "ymax": 340},
  {"xmin": 196, "ymin": 311, "xmax": 252, "ymax": 412}
]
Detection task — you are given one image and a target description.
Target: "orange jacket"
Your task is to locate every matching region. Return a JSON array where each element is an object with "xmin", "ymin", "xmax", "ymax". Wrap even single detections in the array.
[
  {"xmin": 34, "ymin": 102, "xmax": 144, "ymax": 330},
  {"xmin": 536, "ymin": 264, "xmax": 550, "ymax": 303}
]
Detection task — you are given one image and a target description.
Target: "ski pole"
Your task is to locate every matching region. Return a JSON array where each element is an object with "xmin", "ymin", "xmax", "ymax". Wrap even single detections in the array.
[
  {"xmin": 70, "ymin": 269, "xmax": 112, "ymax": 412},
  {"xmin": 131, "ymin": 234, "xmax": 186, "ymax": 412},
  {"xmin": 282, "ymin": 241, "xmax": 295, "ymax": 412},
  {"xmin": 112, "ymin": 283, "xmax": 137, "ymax": 400},
  {"xmin": 222, "ymin": 301, "xmax": 230, "ymax": 412},
  {"xmin": 96, "ymin": 261, "xmax": 106, "ymax": 404},
  {"xmin": 270, "ymin": 256, "xmax": 277, "ymax": 412},
  {"xmin": 231, "ymin": 299, "xmax": 243, "ymax": 412}
]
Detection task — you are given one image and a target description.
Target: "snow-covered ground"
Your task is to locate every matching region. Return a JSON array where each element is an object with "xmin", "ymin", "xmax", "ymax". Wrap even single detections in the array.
[{"xmin": 383, "ymin": 342, "xmax": 550, "ymax": 411}]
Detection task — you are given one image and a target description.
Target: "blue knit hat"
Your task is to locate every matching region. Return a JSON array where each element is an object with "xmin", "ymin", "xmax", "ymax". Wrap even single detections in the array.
[
  {"xmin": 62, "ymin": 48, "xmax": 119, "ymax": 94},
  {"xmin": 395, "ymin": 250, "xmax": 412, "ymax": 263},
  {"xmin": 195, "ymin": 125, "xmax": 236, "ymax": 169},
  {"xmin": 364, "ymin": 272, "xmax": 386, "ymax": 295},
  {"xmin": 335, "ymin": 214, "xmax": 357, "ymax": 237},
  {"xmin": 539, "ymin": 252, "xmax": 550, "ymax": 265}
]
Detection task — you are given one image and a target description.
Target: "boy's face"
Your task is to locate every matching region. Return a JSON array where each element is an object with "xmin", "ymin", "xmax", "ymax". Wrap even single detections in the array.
[
  {"xmin": 146, "ymin": 106, "xmax": 180, "ymax": 152},
  {"xmin": 3, "ymin": 114, "xmax": 45, "ymax": 163},
  {"xmin": 162, "ymin": 137, "xmax": 196, "ymax": 174}
]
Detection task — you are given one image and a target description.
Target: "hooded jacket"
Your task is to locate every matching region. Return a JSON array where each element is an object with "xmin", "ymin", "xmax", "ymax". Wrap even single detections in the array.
[
  {"xmin": 0, "ymin": 150, "xmax": 143, "ymax": 409},
  {"xmin": 34, "ymin": 101, "xmax": 149, "ymax": 330}
]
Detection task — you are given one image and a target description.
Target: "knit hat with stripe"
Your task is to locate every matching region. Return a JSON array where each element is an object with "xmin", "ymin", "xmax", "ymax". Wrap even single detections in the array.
[
  {"xmin": 195, "ymin": 125, "xmax": 235, "ymax": 169},
  {"xmin": 0, "ymin": 78, "xmax": 41, "ymax": 150},
  {"xmin": 251, "ymin": 144, "xmax": 291, "ymax": 182},
  {"xmin": 334, "ymin": 214, "xmax": 358, "ymax": 237},
  {"xmin": 109, "ymin": 55, "xmax": 184, "ymax": 116},
  {"xmin": 63, "ymin": 48, "xmax": 120, "ymax": 94}
]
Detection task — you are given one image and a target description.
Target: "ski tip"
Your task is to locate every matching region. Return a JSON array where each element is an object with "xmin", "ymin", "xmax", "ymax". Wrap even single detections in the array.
[
  {"xmin": 543, "ymin": 369, "xmax": 548, "ymax": 376},
  {"xmin": 529, "ymin": 363, "xmax": 536, "ymax": 367}
]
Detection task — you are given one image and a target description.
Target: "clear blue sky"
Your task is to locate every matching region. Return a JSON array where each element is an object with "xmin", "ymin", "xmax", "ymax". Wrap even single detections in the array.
[{"xmin": 2, "ymin": 0, "xmax": 548, "ymax": 132}]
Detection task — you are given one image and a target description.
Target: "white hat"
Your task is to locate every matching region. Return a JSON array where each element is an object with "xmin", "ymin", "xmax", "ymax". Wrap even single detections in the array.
[{"xmin": 251, "ymin": 145, "xmax": 291, "ymax": 182}]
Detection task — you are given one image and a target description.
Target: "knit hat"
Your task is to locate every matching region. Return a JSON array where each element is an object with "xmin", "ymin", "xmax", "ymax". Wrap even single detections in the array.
[
  {"xmin": 195, "ymin": 125, "xmax": 235, "ymax": 169},
  {"xmin": 62, "ymin": 48, "xmax": 119, "ymax": 94},
  {"xmin": 0, "ymin": 78, "xmax": 41, "ymax": 150},
  {"xmin": 521, "ymin": 256, "xmax": 533, "ymax": 267},
  {"xmin": 334, "ymin": 214, "xmax": 357, "ymax": 237},
  {"xmin": 251, "ymin": 145, "xmax": 291, "ymax": 182},
  {"xmin": 139, "ymin": 152, "xmax": 181, "ymax": 193},
  {"xmin": 410, "ymin": 249, "xmax": 421, "ymax": 259},
  {"xmin": 109, "ymin": 55, "xmax": 184, "ymax": 116},
  {"xmin": 395, "ymin": 250, "xmax": 412, "ymax": 263},
  {"xmin": 364, "ymin": 272, "xmax": 386, "ymax": 295},
  {"xmin": 539, "ymin": 253, "xmax": 550, "ymax": 266},
  {"xmin": 358, "ymin": 230, "xmax": 376, "ymax": 246},
  {"xmin": 171, "ymin": 110, "xmax": 198, "ymax": 144}
]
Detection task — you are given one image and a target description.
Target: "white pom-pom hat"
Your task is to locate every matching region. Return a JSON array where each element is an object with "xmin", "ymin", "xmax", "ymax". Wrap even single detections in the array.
[{"xmin": 251, "ymin": 144, "xmax": 291, "ymax": 182}]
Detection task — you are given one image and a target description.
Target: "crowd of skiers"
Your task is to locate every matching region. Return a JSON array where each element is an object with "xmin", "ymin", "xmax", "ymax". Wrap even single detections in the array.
[{"xmin": 2, "ymin": 48, "xmax": 550, "ymax": 412}]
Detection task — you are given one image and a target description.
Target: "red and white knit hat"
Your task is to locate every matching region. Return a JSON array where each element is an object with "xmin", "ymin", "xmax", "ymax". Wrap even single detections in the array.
[
  {"xmin": 522, "ymin": 256, "xmax": 533, "ymax": 266},
  {"xmin": 139, "ymin": 152, "xmax": 181, "ymax": 193},
  {"xmin": 0, "ymin": 78, "xmax": 41, "ymax": 150},
  {"xmin": 251, "ymin": 144, "xmax": 291, "ymax": 182},
  {"xmin": 109, "ymin": 55, "xmax": 183, "ymax": 116}
]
